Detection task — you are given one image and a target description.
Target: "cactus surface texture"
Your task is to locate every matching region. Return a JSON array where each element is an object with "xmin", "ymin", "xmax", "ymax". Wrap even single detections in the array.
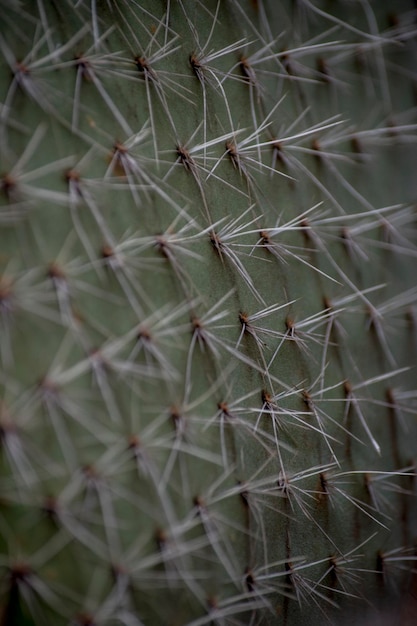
[{"xmin": 1, "ymin": 1, "xmax": 417, "ymax": 624}]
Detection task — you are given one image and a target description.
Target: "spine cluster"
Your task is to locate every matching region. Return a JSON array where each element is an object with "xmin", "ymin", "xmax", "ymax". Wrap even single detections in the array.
[{"xmin": 0, "ymin": 1, "xmax": 417, "ymax": 624}]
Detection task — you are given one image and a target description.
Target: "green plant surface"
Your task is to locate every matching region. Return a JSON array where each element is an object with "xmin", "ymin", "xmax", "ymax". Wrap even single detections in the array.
[{"xmin": 0, "ymin": 1, "xmax": 417, "ymax": 624}]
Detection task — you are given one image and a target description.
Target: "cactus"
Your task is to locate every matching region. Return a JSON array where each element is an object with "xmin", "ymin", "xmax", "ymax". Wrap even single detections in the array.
[{"xmin": 1, "ymin": 0, "xmax": 417, "ymax": 624}]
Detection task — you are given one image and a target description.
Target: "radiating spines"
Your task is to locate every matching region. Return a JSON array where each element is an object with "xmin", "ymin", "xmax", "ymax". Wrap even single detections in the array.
[{"xmin": 0, "ymin": 0, "xmax": 417, "ymax": 624}]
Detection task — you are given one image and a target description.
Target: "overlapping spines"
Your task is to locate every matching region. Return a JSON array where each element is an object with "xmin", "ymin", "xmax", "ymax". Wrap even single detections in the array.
[{"xmin": 1, "ymin": 1, "xmax": 417, "ymax": 624}]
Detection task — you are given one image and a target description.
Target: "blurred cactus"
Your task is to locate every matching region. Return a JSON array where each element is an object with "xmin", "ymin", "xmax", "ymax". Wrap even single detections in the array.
[{"xmin": 1, "ymin": 1, "xmax": 417, "ymax": 624}]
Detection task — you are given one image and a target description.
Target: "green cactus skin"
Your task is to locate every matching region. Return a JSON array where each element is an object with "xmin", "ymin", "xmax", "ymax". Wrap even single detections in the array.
[{"xmin": 1, "ymin": 1, "xmax": 417, "ymax": 624}]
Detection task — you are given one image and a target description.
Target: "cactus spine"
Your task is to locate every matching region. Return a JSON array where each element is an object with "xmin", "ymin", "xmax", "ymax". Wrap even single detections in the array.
[{"xmin": 1, "ymin": 1, "xmax": 417, "ymax": 624}]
